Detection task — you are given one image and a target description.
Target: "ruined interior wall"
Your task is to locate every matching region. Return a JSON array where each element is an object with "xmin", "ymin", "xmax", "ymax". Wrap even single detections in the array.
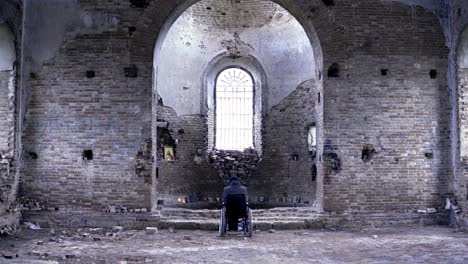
[
  {"xmin": 251, "ymin": 80, "xmax": 318, "ymax": 205},
  {"xmin": 156, "ymin": 104, "xmax": 221, "ymax": 204},
  {"xmin": 20, "ymin": 0, "xmax": 153, "ymax": 211},
  {"xmin": 154, "ymin": 0, "xmax": 316, "ymax": 205},
  {"xmin": 322, "ymin": 1, "xmax": 450, "ymax": 213},
  {"xmin": 15, "ymin": 0, "xmax": 457, "ymax": 216},
  {"xmin": 0, "ymin": 0, "xmax": 22, "ymax": 231}
]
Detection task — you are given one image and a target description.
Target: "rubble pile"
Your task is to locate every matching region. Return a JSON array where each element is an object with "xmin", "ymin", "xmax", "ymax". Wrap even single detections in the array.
[
  {"xmin": 17, "ymin": 197, "xmax": 48, "ymax": 211},
  {"xmin": 0, "ymin": 224, "xmax": 18, "ymax": 236},
  {"xmin": 209, "ymin": 148, "xmax": 261, "ymax": 182},
  {"xmin": 103, "ymin": 205, "xmax": 148, "ymax": 214}
]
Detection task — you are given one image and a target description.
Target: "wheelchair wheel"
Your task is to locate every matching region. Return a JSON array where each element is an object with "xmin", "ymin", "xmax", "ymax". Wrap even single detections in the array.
[
  {"xmin": 244, "ymin": 208, "xmax": 253, "ymax": 237},
  {"xmin": 219, "ymin": 208, "xmax": 227, "ymax": 237}
]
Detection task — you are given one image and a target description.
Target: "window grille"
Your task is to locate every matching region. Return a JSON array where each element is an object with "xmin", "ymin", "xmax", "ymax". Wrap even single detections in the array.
[{"xmin": 215, "ymin": 68, "xmax": 254, "ymax": 150}]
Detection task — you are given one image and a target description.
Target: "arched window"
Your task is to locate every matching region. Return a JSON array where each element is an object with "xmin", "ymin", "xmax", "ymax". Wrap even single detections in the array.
[{"xmin": 215, "ymin": 68, "xmax": 254, "ymax": 150}]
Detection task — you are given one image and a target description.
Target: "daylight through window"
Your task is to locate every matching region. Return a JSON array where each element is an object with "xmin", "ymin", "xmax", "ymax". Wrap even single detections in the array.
[{"xmin": 215, "ymin": 68, "xmax": 254, "ymax": 150}]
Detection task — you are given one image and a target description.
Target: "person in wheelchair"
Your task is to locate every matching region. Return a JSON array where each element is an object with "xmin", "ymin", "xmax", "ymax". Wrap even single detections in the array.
[{"xmin": 222, "ymin": 176, "xmax": 250, "ymax": 232}]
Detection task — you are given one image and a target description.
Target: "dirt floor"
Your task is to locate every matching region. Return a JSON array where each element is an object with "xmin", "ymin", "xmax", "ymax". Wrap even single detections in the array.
[{"xmin": 0, "ymin": 226, "xmax": 467, "ymax": 264}]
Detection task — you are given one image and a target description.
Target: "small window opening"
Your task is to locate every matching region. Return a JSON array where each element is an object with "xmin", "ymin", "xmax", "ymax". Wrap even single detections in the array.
[
  {"xmin": 311, "ymin": 164, "xmax": 317, "ymax": 182},
  {"xmin": 82, "ymin": 150, "xmax": 93, "ymax": 161},
  {"xmin": 308, "ymin": 126, "xmax": 317, "ymax": 152},
  {"xmin": 430, "ymin": 69, "xmax": 437, "ymax": 79},
  {"xmin": 215, "ymin": 68, "xmax": 254, "ymax": 151},
  {"xmin": 381, "ymin": 69, "xmax": 388, "ymax": 76}
]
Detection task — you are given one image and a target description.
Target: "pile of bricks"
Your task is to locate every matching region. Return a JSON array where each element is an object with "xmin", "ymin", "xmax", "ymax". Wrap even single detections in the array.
[{"xmin": 208, "ymin": 148, "xmax": 261, "ymax": 182}]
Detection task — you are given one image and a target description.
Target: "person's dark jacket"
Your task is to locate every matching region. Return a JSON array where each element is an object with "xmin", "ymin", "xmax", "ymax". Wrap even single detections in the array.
[{"xmin": 222, "ymin": 178, "xmax": 248, "ymax": 205}]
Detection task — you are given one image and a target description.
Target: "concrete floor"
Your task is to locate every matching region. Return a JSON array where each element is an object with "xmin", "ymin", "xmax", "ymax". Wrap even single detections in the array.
[{"xmin": 0, "ymin": 226, "xmax": 467, "ymax": 264}]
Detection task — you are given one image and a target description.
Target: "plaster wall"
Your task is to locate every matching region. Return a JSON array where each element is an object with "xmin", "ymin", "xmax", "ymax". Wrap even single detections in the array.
[{"xmin": 156, "ymin": 2, "xmax": 315, "ymax": 116}]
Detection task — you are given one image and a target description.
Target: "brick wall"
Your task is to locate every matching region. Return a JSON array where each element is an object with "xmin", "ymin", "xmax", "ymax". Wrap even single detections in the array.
[
  {"xmin": 321, "ymin": 1, "xmax": 450, "ymax": 212},
  {"xmin": 156, "ymin": 104, "xmax": 221, "ymax": 205},
  {"xmin": 251, "ymin": 80, "xmax": 318, "ymax": 204},
  {"xmin": 21, "ymin": 29, "xmax": 153, "ymax": 210},
  {"xmin": 17, "ymin": 0, "xmax": 458, "ymax": 217}
]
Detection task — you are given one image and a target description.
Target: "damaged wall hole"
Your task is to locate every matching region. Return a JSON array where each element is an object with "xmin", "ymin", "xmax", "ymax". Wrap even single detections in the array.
[
  {"xmin": 82, "ymin": 150, "xmax": 93, "ymax": 161},
  {"xmin": 328, "ymin": 63, "xmax": 340, "ymax": 78},
  {"xmin": 361, "ymin": 144, "xmax": 375, "ymax": 162},
  {"xmin": 124, "ymin": 65, "xmax": 138, "ymax": 78},
  {"xmin": 311, "ymin": 164, "xmax": 317, "ymax": 182},
  {"xmin": 322, "ymin": 0, "xmax": 335, "ymax": 7},
  {"xmin": 430, "ymin": 69, "xmax": 437, "ymax": 79},
  {"xmin": 28, "ymin": 152, "xmax": 38, "ymax": 160},
  {"xmin": 381, "ymin": 69, "xmax": 388, "ymax": 76},
  {"xmin": 425, "ymin": 152, "xmax": 434, "ymax": 159},
  {"xmin": 129, "ymin": 0, "xmax": 149, "ymax": 8},
  {"xmin": 128, "ymin": 26, "xmax": 136, "ymax": 36},
  {"xmin": 86, "ymin": 70, "xmax": 95, "ymax": 78}
]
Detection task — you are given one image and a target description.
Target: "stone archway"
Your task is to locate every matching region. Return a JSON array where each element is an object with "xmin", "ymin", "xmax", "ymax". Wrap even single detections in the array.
[
  {"xmin": 129, "ymin": 0, "xmax": 348, "ymax": 211},
  {"xmin": 457, "ymin": 26, "xmax": 468, "ymax": 206}
]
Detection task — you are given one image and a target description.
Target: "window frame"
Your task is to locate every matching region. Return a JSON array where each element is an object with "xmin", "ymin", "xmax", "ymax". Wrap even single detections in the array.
[{"xmin": 214, "ymin": 66, "xmax": 256, "ymax": 151}]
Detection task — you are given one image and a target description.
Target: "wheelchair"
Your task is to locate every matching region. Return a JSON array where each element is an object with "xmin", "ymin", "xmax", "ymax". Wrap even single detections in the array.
[{"xmin": 219, "ymin": 194, "xmax": 253, "ymax": 237}]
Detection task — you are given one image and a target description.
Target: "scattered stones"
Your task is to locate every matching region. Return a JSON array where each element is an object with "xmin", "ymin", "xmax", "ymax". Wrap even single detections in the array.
[
  {"xmin": 168, "ymin": 227, "xmax": 175, "ymax": 233},
  {"xmin": 268, "ymin": 229, "xmax": 276, "ymax": 233},
  {"xmin": 24, "ymin": 222, "xmax": 41, "ymax": 230},
  {"xmin": 209, "ymin": 148, "xmax": 260, "ymax": 182},
  {"xmin": 113, "ymin": 226, "xmax": 123, "ymax": 232},
  {"xmin": 372, "ymin": 235, "xmax": 378, "ymax": 239},
  {"xmin": 145, "ymin": 227, "xmax": 158, "ymax": 235},
  {"xmin": 65, "ymin": 254, "xmax": 76, "ymax": 259},
  {"xmin": 183, "ymin": 235, "xmax": 192, "ymax": 240},
  {"xmin": 1, "ymin": 251, "xmax": 18, "ymax": 259}
]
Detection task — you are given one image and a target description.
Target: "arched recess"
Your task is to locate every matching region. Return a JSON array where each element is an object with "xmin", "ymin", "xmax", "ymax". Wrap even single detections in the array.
[
  {"xmin": 129, "ymin": 0, "xmax": 348, "ymax": 211},
  {"xmin": 203, "ymin": 54, "xmax": 268, "ymax": 155},
  {"xmin": 0, "ymin": 21, "xmax": 17, "ymax": 224},
  {"xmin": 0, "ymin": 22, "xmax": 16, "ymax": 157},
  {"xmin": 457, "ymin": 26, "xmax": 468, "ymax": 203}
]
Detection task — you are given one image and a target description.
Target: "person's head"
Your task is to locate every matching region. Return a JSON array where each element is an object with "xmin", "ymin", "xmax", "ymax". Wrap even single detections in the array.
[{"xmin": 229, "ymin": 176, "xmax": 239, "ymax": 183}]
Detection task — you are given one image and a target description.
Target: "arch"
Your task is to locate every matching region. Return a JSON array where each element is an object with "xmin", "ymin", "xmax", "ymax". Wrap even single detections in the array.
[
  {"xmin": 131, "ymin": 0, "xmax": 349, "ymax": 75},
  {"xmin": 214, "ymin": 67, "xmax": 254, "ymax": 151},
  {"xmin": 457, "ymin": 26, "xmax": 468, "ymax": 158},
  {"xmin": 134, "ymin": 0, "xmax": 342, "ymax": 211},
  {"xmin": 204, "ymin": 54, "xmax": 267, "ymax": 154},
  {"xmin": 0, "ymin": 22, "xmax": 16, "ymax": 157}
]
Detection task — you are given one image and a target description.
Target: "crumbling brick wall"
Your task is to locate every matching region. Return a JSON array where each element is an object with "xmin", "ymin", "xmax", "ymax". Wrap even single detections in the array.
[
  {"xmin": 156, "ymin": 103, "xmax": 221, "ymax": 205},
  {"xmin": 16, "ymin": 0, "xmax": 459, "ymax": 218},
  {"xmin": 251, "ymin": 80, "xmax": 318, "ymax": 205},
  {"xmin": 321, "ymin": 1, "xmax": 451, "ymax": 212}
]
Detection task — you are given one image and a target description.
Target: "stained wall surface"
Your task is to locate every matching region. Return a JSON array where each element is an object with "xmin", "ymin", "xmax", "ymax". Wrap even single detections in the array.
[{"xmin": 15, "ymin": 0, "xmax": 456, "ymax": 216}]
